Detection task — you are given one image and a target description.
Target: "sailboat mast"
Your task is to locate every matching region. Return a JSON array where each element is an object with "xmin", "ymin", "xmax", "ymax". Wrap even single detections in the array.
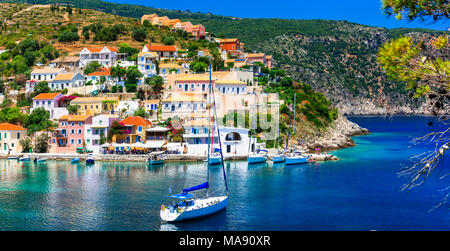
[
  {"xmin": 210, "ymin": 64, "xmax": 229, "ymax": 193},
  {"xmin": 206, "ymin": 64, "xmax": 212, "ymax": 197},
  {"xmin": 292, "ymin": 93, "xmax": 296, "ymax": 151}
]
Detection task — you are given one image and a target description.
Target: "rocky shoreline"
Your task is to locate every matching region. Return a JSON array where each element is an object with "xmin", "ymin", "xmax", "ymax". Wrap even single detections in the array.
[{"xmin": 304, "ymin": 114, "xmax": 370, "ymax": 151}]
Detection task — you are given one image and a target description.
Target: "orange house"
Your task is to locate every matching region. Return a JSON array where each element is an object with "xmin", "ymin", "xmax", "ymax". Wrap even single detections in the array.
[{"xmin": 220, "ymin": 38, "xmax": 244, "ymax": 55}]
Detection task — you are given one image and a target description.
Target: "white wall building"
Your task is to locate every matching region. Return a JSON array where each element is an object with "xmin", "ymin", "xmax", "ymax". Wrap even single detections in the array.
[
  {"xmin": 79, "ymin": 46, "xmax": 119, "ymax": 68},
  {"xmin": 84, "ymin": 115, "xmax": 119, "ymax": 154},
  {"xmin": 137, "ymin": 51, "xmax": 158, "ymax": 78},
  {"xmin": 117, "ymin": 100, "xmax": 140, "ymax": 117},
  {"xmin": 31, "ymin": 93, "xmax": 65, "ymax": 120},
  {"xmin": 30, "ymin": 68, "xmax": 65, "ymax": 82},
  {"xmin": 215, "ymin": 79, "xmax": 248, "ymax": 95},
  {"xmin": 161, "ymin": 94, "xmax": 207, "ymax": 120},
  {"xmin": 49, "ymin": 73, "xmax": 85, "ymax": 91}
]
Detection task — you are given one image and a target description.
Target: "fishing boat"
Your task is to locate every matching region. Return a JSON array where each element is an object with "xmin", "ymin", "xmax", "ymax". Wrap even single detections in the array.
[
  {"xmin": 86, "ymin": 154, "xmax": 95, "ymax": 165},
  {"xmin": 160, "ymin": 64, "xmax": 229, "ymax": 223},
  {"xmin": 34, "ymin": 157, "xmax": 47, "ymax": 163},
  {"xmin": 148, "ymin": 151, "xmax": 166, "ymax": 165},
  {"xmin": 71, "ymin": 158, "xmax": 80, "ymax": 163},
  {"xmin": 7, "ymin": 156, "xmax": 18, "ymax": 160},
  {"xmin": 248, "ymin": 148, "xmax": 268, "ymax": 164},
  {"xmin": 19, "ymin": 156, "xmax": 31, "ymax": 161},
  {"xmin": 285, "ymin": 93, "xmax": 309, "ymax": 165}
]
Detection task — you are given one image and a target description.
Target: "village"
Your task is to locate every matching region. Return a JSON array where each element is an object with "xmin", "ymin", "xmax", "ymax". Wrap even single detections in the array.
[{"xmin": 0, "ymin": 12, "xmax": 291, "ymax": 162}]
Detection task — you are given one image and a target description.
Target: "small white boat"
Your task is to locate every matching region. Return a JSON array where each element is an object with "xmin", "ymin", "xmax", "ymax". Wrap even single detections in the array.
[
  {"xmin": 285, "ymin": 152, "xmax": 308, "ymax": 165},
  {"xmin": 19, "ymin": 156, "xmax": 31, "ymax": 161},
  {"xmin": 71, "ymin": 158, "xmax": 80, "ymax": 163},
  {"xmin": 272, "ymin": 153, "xmax": 286, "ymax": 163},
  {"xmin": 34, "ymin": 158, "xmax": 47, "ymax": 163},
  {"xmin": 7, "ymin": 156, "xmax": 18, "ymax": 160},
  {"xmin": 248, "ymin": 150, "xmax": 268, "ymax": 164},
  {"xmin": 204, "ymin": 150, "xmax": 222, "ymax": 165}
]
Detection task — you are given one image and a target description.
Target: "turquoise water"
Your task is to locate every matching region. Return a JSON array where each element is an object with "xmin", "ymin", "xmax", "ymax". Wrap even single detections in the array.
[{"xmin": 0, "ymin": 116, "xmax": 448, "ymax": 230}]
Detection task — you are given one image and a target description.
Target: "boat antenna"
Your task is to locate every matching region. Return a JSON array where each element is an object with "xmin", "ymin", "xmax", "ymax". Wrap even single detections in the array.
[{"xmin": 210, "ymin": 63, "xmax": 229, "ymax": 193}]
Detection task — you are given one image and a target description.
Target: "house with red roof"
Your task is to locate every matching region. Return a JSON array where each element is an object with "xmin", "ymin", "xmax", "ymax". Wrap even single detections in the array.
[
  {"xmin": 112, "ymin": 116, "xmax": 153, "ymax": 144},
  {"xmin": 86, "ymin": 68, "xmax": 113, "ymax": 83},
  {"xmin": 191, "ymin": 24, "xmax": 206, "ymax": 40},
  {"xmin": 31, "ymin": 93, "xmax": 68, "ymax": 120},
  {"xmin": 50, "ymin": 115, "xmax": 93, "ymax": 153},
  {"xmin": 142, "ymin": 43, "xmax": 178, "ymax": 59},
  {"xmin": 79, "ymin": 46, "xmax": 119, "ymax": 67},
  {"xmin": 0, "ymin": 123, "xmax": 28, "ymax": 155}
]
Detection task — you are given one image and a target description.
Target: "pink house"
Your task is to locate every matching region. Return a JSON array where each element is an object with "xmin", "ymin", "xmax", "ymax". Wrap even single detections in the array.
[
  {"xmin": 50, "ymin": 115, "xmax": 92, "ymax": 153},
  {"xmin": 177, "ymin": 22, "xmax": 193, "ymax": 33},
  {"xmin": 192, "ymin": 24, "xmax": 206, "ymax": 39}
]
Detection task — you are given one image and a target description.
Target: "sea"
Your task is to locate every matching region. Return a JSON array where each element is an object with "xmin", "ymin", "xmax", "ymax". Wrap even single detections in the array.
[{"xmin": 0, "ymin": 116, "xmax": 448, "ymax": 230}]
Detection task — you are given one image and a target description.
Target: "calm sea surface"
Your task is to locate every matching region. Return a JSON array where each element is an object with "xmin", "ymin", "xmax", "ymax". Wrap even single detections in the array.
[{"xmin": 0, "ymin": 116, "xmax": 448, "ymax": 230}]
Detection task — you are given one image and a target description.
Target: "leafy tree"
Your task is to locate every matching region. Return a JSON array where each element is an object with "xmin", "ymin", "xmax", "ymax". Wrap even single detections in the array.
[
  {"xmin": 83, "ymin": 61, "xmax": 102, "ymax": 75},
  {"xmin": 34, "ymin": 134, "xmax": 50, "ymax": 153},
  {"xmin": 190, "ymin": 61, "xmax": 208, "ymax": 73},
  {"xmin": 110, "ymin": 66, "xmax": 127, "ymax": 82},
  {"xmin": 24, "ymin": 108, "xmax": 51, "ymax": 134},
  {"xmin": 145, "ymin": 75, "xmax": 164, "ymax": 94},
  {"xmin": 379, "ymin": 0, "xmax": 450, "ymax": 207},
  {"xmin": 131, "ymin": 28, "xmax": 147, "ymax": 42},
  {"xmin": 162, "ymin": 36, "xmax": 175, "ymax": 45},
  {"xmin": 67, "ymin": 105, "xmax": 78, "ymax": 115},
  {"xmin": 0, "ymin": 107, "xmax": 27, "ymax": 125},
  {"xmin": 19, "ymin": 137, "xmax": 33, "ymax": 153},
  {"xmin": 134, "ymin": 107, "xmax": 149, "ymax": 118},
  {"xmin": 124, "ymin": 66, "xmax": 142, "ymax": 92},
  {"xmin": 33, "ymin": 81, "xmax": 50, "ymax": 95}
]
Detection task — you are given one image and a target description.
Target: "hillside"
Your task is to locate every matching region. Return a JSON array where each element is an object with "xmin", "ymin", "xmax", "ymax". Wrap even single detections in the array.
[{"xmin": 3, "ymin": 0, "xmax": 447, "ymax": 114}]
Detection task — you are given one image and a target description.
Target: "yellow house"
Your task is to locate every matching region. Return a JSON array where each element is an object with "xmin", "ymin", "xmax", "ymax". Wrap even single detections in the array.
[
  {"xmin": 0, "ymin": 123, "xmax": 28, "ymax": 154},
  {"xmin": 70, "ymin": 97, "xmax": 119, "ymax": 116}
]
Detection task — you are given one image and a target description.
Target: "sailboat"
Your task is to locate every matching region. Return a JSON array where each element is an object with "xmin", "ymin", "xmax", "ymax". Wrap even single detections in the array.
[
  {"xmin": 248, "ymin": 94, "xmax": 268, "ymax": 165},
  {"xmin": 272, "ymin": 109, "xmax": 286, "ymax": 163},
  {"xmin": 160, "ymin": 64, "xmax": 229, "ymax": 222},
  {"xmin": 285, "ymin": 93, "xmax": 308, "ymax": 165}
]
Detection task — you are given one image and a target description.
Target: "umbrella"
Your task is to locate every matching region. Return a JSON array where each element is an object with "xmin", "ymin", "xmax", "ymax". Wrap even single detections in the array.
[{"xmin": 315, "ymin": 148, "xmax": 321, "ymax": 151}]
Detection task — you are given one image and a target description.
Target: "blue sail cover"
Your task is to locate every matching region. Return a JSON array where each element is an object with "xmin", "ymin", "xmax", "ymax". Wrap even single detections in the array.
[
  {"xmin": 214, "ymin": 148, "xmax": 222, "ymax": 153},
  {"xmin": 168, "ymin": 193, "xmax": 194, "ymax": 200},
  {"xmin": 182, "ymin": 182, "xmax": 209, "ymax": 193}
]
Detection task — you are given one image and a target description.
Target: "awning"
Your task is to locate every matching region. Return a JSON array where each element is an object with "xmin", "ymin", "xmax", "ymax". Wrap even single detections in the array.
[{"xmin": 144, "ymin": 141, "xmax": 167, "ymax": 149}]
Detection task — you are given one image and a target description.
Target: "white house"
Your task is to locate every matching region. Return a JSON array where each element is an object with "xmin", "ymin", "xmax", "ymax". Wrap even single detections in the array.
[
  {"xmin": 0, "ymin": 123, "xmax": 28, "ymax": 155},
  {"xmin": 49, "ymin": 73, "xmax": 85, "ymax": 91},
  {"xmin": 182, "ymin": 124, "xmax": 256, "ymax": 157},
  {"xmin": 161, "ymin": 93, "xmax": 207, "ymax": 120},
  {"xmin": 215, "ymin": 79, "xmax": 248, "ymax": 95},
  {"xmin": 30, "ymin": 68, "xmax": 65, "ymax": 82},
  {"xmin": 31, "ymin": 93, "xmax": 66, "ymax": 119},
  {"xmin": 84, "ymin": 115, "xmax": 119, "ymax": 154},
  {"xmin": 137, "ymin": 51, "xmax": 158, "ymax": 78},
  {"xmin": 79, "ymin": 46, "xmax": 119, "ymax": 67},
  {"xmin": 142, "ymin": 44, "xmax": 178, "ymax": 59},
  {"xmin": 117, "ymin": 100, "xmax": 140, "ymax": 117}
]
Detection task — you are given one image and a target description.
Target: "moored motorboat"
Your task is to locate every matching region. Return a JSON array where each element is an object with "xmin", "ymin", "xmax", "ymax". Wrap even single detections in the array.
[
  {"xmin": 86, "ymin": 154, "xmax": 95, "ymax": 165},
  {"xmin": 148, "ymin": 151, "xmax": 166, "ymax": 165},
  {"xmin": 285, "ymin": 151, "xmax": 308, "ymax": 165},
  {"xmin": 34, "ymin": 157, "xmax": 47, "ymax": 163},
  {"xmin": 71, "ymin": 158, "xmax": 80, "ymax": 163},
  {"xmin": 248, "ymin": 149, "xmax": 268, "ymax": 164},
  {"xmin": 19, "ymin": 156, "xmax": 31, "ymax": 161}
]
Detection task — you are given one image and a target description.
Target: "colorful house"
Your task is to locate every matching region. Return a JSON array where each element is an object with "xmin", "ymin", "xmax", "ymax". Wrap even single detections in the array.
[
  {"xmin": 176, "ymin": 21, "xmax": 193, "ymax": 32},
  {"xmin": 191, "ymin": 24, "xmax": 206, "ymax": 39},
  {"xmin": 70, "ymin": 97, "xmax": 119, "ymax": 116},
  {"xmin": 215, "ymin": 79, "xmax": 247, "ymax": 94},
  {"xmin": 0, "ymin": 123, "xmax": 28, "ymax": 155},
  {"xmin": 50, "ymin": 115, "xmax": 92, "ymax": 153},
  {"xmin": 159, "ymin": 63, "xmax": 185, "ymax": 76},
  {"xmin": 162, "ymin": 93, "xmax": 207, "ymax": 120},
  {"xmin": 49, "ymin": 73, "xmax": 85, "ymax": 91},
  {"xmin": 86, "ymin": 68, "xmax": 113, "ymax": 83},
  {"xmin": 31, "ymin": 93, "xmax": 66, "ymax": 119},
  {"xmin": 173, "ymin": 75, "xmax": 212, "ymax": 93},
  {"xmin": 79, "ymin": 46, "xmax": 119, "ymax": 67},
  {"xmin": 220, "ymin": 38, "xmax": 244, "ymax": 55},
  {"xmin": 138, "ymin": 51, "xmax": 158, "ymax": 78},
  {"xmin": 84, "ymin": 115, "xmax": 119, "ymax": 154},
  {"xmin": 112, "ymin": 116, "xmax": 152, "ymax": 144},
  {"xmin": 142, "ymin": 44, "xmax": 178, "ymax": 59},
  {"xmin": 30, "ymin": 68, "xmax": 65, "ymax": 82}
]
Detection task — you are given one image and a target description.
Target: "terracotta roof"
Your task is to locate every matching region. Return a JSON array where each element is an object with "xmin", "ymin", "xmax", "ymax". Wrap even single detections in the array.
[
  {"xmin": 120, "ymin": 116, "xmax": 152, "ymax": 127},
  {"xmin": 163, "ymin": 94, "xmax": 206, "ymax": 102},
  {"xmin": 142, "ymin": 99, "xmax": 160, "ymax": 104},
  {"xmin": 87, "ymin": 68, "xmax": 111, "ymax": 76},
  {"xmin": 0, "ymin": 123, "xmax": 27, "ymax": 131},
  {"xmin": 86, "ymin": 46, "xmax": 118, "ymax": 53},
  {"xmin": 266, "ymin": 55, "xmax": 273, "ymax": 59},
  {"xmin": 160, "ymin": 63, "xmax": 183, "ymax": 69},
  {"xmin": 71, "ymin": 97, "xmax": 118, "ymax": 103},
  {"xmin": 215, "ymin": 79, "xmax": 247, "ymax": 85},
  {"xmin": 58, "ymin": 115, "xmax": 91, "ymax": 122},
  {"xmin": 31, "ymin": 68, "xmax": 64, "ymax": 74},
  {"xmin": 149, "ymin": 45, "xmax": 177, "ymax": 52},
  {"xmin": 106, "ymin": 46, "xmax": 119, "ymax": 53},
  {"xmin": 246, "ymin": 53, "xmax": 265, "ymax": 58},
  {"xmin": 183, "ymin": 119, "xmax": 208, "ymax": 127},
  {"xmin": 220, "ymin": 38, "xmax": 239, "ymax": 43},
  {"xmin": 53, "ymin": 73, "xmax": 74, "ymax": 81},
  {"xmin": 33, "ymin": 93, "xmax": 62, "ymax": 100}
]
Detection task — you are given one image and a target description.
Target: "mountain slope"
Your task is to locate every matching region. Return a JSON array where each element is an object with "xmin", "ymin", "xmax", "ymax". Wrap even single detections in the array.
[{"xmin": 2, "ymin": 0, "xmax": 448, "ymax": 114}]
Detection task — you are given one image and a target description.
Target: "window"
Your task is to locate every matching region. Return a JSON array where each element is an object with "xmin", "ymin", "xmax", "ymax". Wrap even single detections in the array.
[
  {"xmin": 79, "ymin": 122, "xmax": 82, "ymax": 126},
  {"xmin": 36, "ymin": 101, "xmax": 39, "ymax": 105},
  {"xmin": 52, "ymin": 139, "xmax": 55, "ymax": 143},
  {"xmin": 17, "ymin": 133, "xmax": 20, "ymax": 139},
  {"xmin": 178, "ymin": 84, "xmax": 182, "ymax": 89},
  {"xmin": 71, "ymin": 122, "xmax": 74, "ymax": 127},
  {"xmin": 191, "ymin": 84, "xmax": 194, "ymax": 89},
  {"xmin": 99, "ymin": 120, "xmax": 102, "ymax": 125},
  {"xmin": 3, "ymin": 133, "xmax": 6, "ymax": 139},
  {"xmin": 71, "ymin": 139, "xmax": 75, "ymax": 144},
  {"xmin": 11, "ymin": 143, "xmax": 14, "ymax": 148},
  {"xmin": 48, "ymin": 101, "xmax": 51, "ymax": 105},
  {"xmin": 78, "ymin": 129, "xmax": 82, "ymax": 134},
  {"xmin": 77, "ymin": 139, "xmax": 82, "ymax": 144},
  {"xmin": 87, "ymin": 139, "xmax": 90, "ymax": 144},
  {"xmin": 71, "ymin": 129, "xmax": 75, "ymax": 135},
  {"xmin": 87, "ymin": 129, "xmax": 91, "ymax": 134}
]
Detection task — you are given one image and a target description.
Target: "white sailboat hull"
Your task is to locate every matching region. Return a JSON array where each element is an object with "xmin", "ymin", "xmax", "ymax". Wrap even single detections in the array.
[{"xmin": 160, "ymin": 196, "xmax": 228, "ymax": 222}]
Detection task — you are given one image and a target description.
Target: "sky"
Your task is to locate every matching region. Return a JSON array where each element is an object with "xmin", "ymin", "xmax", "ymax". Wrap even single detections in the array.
[{"xmin": 105, "ymin": 0, "xmax": 449, "ymax": 31}]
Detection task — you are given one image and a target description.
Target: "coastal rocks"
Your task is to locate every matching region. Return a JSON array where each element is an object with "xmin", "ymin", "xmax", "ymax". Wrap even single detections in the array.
[{"xmin": 305, "ymin": 114, "xmax": 369, "ymax": 151}]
